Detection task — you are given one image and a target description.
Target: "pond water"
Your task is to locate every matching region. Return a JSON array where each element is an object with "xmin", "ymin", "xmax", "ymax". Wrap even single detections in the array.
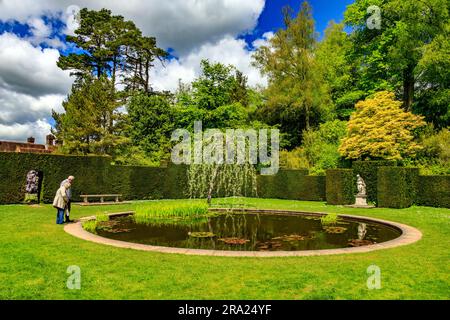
[{"xmin": 95, "ymin": 212, "xmax": 402, "ymax": 252}]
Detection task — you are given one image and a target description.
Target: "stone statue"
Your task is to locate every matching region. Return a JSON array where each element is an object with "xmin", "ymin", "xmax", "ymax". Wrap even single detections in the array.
[
  {"xmin": 356, "ymin": 174, "xmax": 367, "ymax": 196},
  {"xmin": 25, "ymin": 170, "xmax": 39, "ymax": 194},
  {"xmin": 345, "ymin": 174, "xmax": 374, "ymax": 208}
]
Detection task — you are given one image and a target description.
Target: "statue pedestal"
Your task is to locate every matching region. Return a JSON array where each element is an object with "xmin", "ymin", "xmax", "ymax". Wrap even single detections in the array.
[
  {"xmin": 345, "ymin": 194, "xmax": 375, "ymax": 209},
  {"xmin": 355, "ymin": 194, "xmax": 368, "ymax": 206}
]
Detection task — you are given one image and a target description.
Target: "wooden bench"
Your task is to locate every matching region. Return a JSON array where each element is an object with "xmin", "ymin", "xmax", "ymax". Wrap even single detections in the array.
[{"xmin": 80, "ymin": 194, "xmax": 123, "ymax": 204}]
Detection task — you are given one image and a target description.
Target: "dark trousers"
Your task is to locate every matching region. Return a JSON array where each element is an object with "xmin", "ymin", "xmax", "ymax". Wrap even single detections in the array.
[{"xmin": 56, "ymin": 208, "xmax": 64, "ymax": 224}]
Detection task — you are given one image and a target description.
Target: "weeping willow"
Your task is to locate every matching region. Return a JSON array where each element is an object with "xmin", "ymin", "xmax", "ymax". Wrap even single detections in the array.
[
  {"xmin": 187, "ymin": 163, "xmax": 258, "ymax": 206},
  {"xmin": 186, "ymin": 127, "xmax": 260, "ymax": 207}
]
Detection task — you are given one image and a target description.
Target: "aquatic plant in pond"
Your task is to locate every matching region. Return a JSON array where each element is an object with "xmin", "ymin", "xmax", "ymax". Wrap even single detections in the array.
[
  {"xmin": 82, "ymin": 212, "xmax": 110, "ymax": 234},
  {"xmin": 218, "ymin": 237, "xmax": 250, "ymax": 245},
  {"xmin": 82, "ymin": 220, "xmax": 98, "ymax": 234},
  {"xmin": 320, "ymin": 212, "xmax": 339, "ymax": 225},
  {"xmin": 137, "ymin": 216, "xmax": 211, "ymax": 228},
  {"xmin": 188, "ymin": 232, "xmax": 216, "ymax": 238},
  {"xmin": 324, "ymin": 226, "xmax": 347, "ymax": 234},
  {"xmin": 96, "ymin": 213, "xmax": 109, "ymax": 223},
  {"xmin": 133, "ymin": 203, "xmax": 210, "ymax": 225}
]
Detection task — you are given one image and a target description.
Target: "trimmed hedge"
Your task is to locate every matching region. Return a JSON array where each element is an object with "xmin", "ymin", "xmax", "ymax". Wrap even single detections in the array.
[
  {"xmin": 105, "ymin": 165, "xmax": 168, "ymax": 200},
  {"xmin": 417, "ymin": 175, "xmax": 450, "ymax": 208},
  {"xmin": 352, "ymin": 161, "xmax": 397, "ymax": 204},
  {"xmin": 257, "ymin": 169, "xmax": 308, "ymax": 199},
  {"xmin": 0, "ymin": 153, "xmax": 324, "ymax": 204},
  {"xmin": 298, "ymin": 175, "xmax": 327, "ymax": 201},
  {"xmin": 0, "ymin": 152, "xmax": 189, "ymax": 204},
  {"xmin": 377, "ymin": 167, "xmax": 420, "ymax": 209},
  {"xmin": 0, "ymin": 153, "xmax": 111, "ymax": 204},
  {"xmin": 257, "ymin": 169, "xmax": 326, "ymax": 201},
  {"xmin": 326, "ymin": 169, "xmax": 356, "ymax": 205},
  {"xmin": 1, "ymin": 152, "xmax": 447, "ymax": 207}
]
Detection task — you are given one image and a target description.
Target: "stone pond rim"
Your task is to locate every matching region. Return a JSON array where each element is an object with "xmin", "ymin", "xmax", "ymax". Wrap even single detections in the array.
[{"xmin": 64, "ymin": 209, "xmax": 423, "ymax": 258}]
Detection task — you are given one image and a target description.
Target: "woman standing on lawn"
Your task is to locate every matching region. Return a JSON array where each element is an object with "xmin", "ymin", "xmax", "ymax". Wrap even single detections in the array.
[{"xmin": 53, "ymin": 182, "xmax": 71, "ymax": 225}]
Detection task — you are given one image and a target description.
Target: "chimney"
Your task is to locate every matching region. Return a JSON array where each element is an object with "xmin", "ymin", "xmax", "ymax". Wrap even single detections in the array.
[
  {"xmin": 46, "ymin": 134, "xmax": 55, "ymax": 146},
  {"xmin": 27, "ymin": 137, "xmax": 35, "ymax": 144}
]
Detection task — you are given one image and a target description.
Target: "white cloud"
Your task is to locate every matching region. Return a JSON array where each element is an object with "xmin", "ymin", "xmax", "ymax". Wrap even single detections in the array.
[
  {"xmin": 28, "ymin": 17, "xmax": 51, "ymax": 39},
  {"xmin": 151, "ymin": 35, "xmax": 268, "ymax": 92},
  {"xmin": 0, "ymin": 87, "xmax": 65, "ymax": 124},
  {"xmin": 0, "ymin": 0, "xmax": 265, "ymax": 55},
  {"xmin": 26, "ymin": 17, "xmax": 66, "ymax": 48},
  {"xmin": 0, "ymin": 33, "xmax": 73, "ymax": 97},
  {"xmin": 0, "ymin": 33, "xmax": 70, "ymax": 143},
  {"xmin": 0, "ymin": 1, "xmax": 270, "ymax": 142},
  {"xmin": 0, "ymin": 119, "xmax": 52, "ymax": 144},
  {"xmin": 252, "ymin": 31, "xmax": 274, "ymax": 49}
]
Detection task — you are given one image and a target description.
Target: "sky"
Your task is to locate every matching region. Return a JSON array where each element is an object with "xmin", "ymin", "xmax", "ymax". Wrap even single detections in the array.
[{"xmin": 0, "ymin": 0, "xmax": 354, "ymax": 144}]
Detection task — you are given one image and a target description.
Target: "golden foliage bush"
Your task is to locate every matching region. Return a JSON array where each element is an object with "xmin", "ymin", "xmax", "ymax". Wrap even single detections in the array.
[{"xmin": 339, "ymin": 91, "xmax": 426, "ymax": 160}]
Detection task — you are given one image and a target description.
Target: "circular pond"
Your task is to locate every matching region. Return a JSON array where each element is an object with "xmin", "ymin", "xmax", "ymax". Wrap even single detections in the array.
[{"xmin": 92, "ymin": 211, "xmax": 402, "ymax": 252}]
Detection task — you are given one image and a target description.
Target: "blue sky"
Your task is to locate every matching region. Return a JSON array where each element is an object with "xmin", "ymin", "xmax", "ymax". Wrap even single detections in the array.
[
  {"xmin": 0, "ymin": 0, "xmax": 354, "ymax": 143},
  {"xmin": 0, "ymin": 1, "xmax": 355, "ymax": 59},
  {"xmin": 244, "ymin": 0, "xmax": 354, "ymax": 44}
]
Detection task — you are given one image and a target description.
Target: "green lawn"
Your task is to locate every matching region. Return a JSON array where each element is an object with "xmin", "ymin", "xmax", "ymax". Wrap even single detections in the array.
[{"xmin": 0, "ymin": 199, "xmax": 449, "ymax": 300}]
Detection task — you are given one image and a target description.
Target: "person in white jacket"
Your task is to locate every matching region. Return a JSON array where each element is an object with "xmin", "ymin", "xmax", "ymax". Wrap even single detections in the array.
[
  {"xmin": 60, "ymin": 176, "xmax": 75, "ymax": 223},
  {"xmin": 53, "ymin": 182, "xmax": 71, "ymax": 225}
]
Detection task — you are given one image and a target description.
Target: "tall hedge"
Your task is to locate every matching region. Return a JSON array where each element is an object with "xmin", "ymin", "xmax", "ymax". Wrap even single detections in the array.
[
  {"xmin": 352, "ymin": 161, "xmax": 397, "ymax": 204},
  {"xmin": 0, "ymin": 153, "xmax": 324, "ymax": 204},
  {"xmin": 326, "ymin": 169, "xmax": 356, "ymax": 205},
  {"xmin": 257, "ymin": 169, "xmax": 309, "ymax": 199},
  {"xmin": 298, "ymin": 175, "xmax": 327, "ymax": 201},
  {"xmin": 377, "ymin": 167, "xmax": 420, "ymax": 208},
  {"xmin": 0, "ymin": 153, "xmax": 111, "ymax": 204},
  {"xmin": 105, "ymin": 165, "xmax": 169, "ymax": 200},
  {"xmin": 0, "ymin": 152, "xmax": 190, "ymax": 204},
  {"xmin": 257, "ymin": 169, "xmax": 326, "ymax": 200},
  {"xmin": 417, "ymin": 175, "xmax": 450, "ymax": 208},
  {"xmin": 2, "ymin": 152, "xmax": 447, "ymax": 207}
]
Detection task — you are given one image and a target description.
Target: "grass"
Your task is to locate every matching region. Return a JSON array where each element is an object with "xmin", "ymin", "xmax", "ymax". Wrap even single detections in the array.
[
  {"xmin": 0, "ymin": 198, "xmax": 449, "ymax": 300},
  {"xmin": 82, "ymin": 220, "xmax": 98, "ymax": 234},
  {"xmin": 133, "ymin": 202, "xmax": 210, "ymax": 225},
  {"xmin": 81, "ymin": 212, "xmax": 109, "ymax": 233},
  {"xmin": 320, "ymin": 212, "xmax": 338, "ymax": 225}
]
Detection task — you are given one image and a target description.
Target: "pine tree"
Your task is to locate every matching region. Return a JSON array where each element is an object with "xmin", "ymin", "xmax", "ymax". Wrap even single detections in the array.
[{"xmin": 52, "ymin": 77, "xmax": 129, "ymax": 155}]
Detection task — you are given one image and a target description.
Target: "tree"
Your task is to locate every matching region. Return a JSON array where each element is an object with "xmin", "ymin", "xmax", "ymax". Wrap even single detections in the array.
[
  {"xmin": 58, "ymin": 9, "xmax": 133, "ymax": 83},
  {"xmin": 316, "ymin": 21, "xmax": 365, "ymax": 119},
  {"xmin": 252, "ymin": 1, "xmax": 332, "ymax": 148},
  {"xmin": 339, "ymin": 91, "xmax": 426, "ymax": 160},
  {"xmin": 175, "ymin": 60, "xmax": 254, "ymax": 130},
  {"xmin": 230, "ymin": 70, "xmax": 250, "ymax": 108},
  {"xmin": 126, "ymin": 93, "xmax": 175, "ymax": 162},
  {"xmin": 58, "ymin": 8, "xmax": 167, "ymax": 93},
  {"xmin": 302, "ymin": 120, "xmax": 348, "ymax": 173},
  {"xmin": 123, "ymin": 36, "xmax": 169, "ymax": 94},
  {"xmin": 414, "ymin": 24, "xmax": 450, "ymax": 129},
  {"xmin": 190, "ymin": 60, "xmax": 243, "ymax": 110},
  {"xmin": 345, "ymin": 0, "xmax": 450, "ymax": 112},
  {"xmin": 55, "ymin": 8, "xmax": 170, "ymax": 161},
  {"xmin": 52, "ymin": 77, "xmax": 129, "ymax": 155}
]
